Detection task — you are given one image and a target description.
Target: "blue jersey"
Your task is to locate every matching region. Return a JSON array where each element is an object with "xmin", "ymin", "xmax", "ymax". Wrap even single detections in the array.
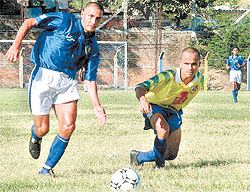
[
  {"xmin": 31, "ymin": 12, "xmax": 100, "ymax": 80},
  {"xmin": 226, "ymin": 55, "xmax": 245, "ymax": 71}
]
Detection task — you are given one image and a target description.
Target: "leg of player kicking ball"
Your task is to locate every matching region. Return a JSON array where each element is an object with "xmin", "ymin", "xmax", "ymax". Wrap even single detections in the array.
[
  {"xmin": 137, "ymin": 114, "xmax": 169, "ymax": 168},
  {"xmin": 152, "ymin": 114, "xmax": 169, "ymax": 168},
  {"xmin": 135, "ymin": 126, "xmax": 181, "ymax": 165},
  {"xmin": 39, "ymin": 101, "xmax": 77, "ymax": 176}
]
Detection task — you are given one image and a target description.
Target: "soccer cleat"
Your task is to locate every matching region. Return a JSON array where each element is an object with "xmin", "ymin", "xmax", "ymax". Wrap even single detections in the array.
[
  {"xmin": 29, "ymin": 137, "xmax": 42, "ymax": 159},
  {"xmin": 39, "ymin": 167, "xmax": 56, "ymax": 177},
  {"xmin": 130, "ymin": 150, "xmax": 141, "ymax": 166},
  {"xmin": 154, "ymin": 165, "xmax": 165, "ymax": 170}
]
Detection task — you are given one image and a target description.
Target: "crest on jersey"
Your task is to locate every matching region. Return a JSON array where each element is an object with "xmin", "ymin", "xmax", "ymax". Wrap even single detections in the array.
[
  {"xmin": 85, "ymin": 45, "xmax": 91, "ymax": 55},
  {"xmin": 190, "ymin": 85, "xmax": 198, "ymax": 94},
  {"xmin": 66, "ymin": 34, "xmax": 75, "ymax": 42}
]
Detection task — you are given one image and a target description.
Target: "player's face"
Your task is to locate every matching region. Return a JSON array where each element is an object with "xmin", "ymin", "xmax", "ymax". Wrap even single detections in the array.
[
  {"xmin": 232, "ymin": 48, "xmax": 239, "ymax": 56},
  {"xmin": 180, "ymin": 52, "xmax": 200, "ymax": 81},
  {"xmin": 81, "ymin": 6, "xmax": 103, "ymax": 32}
]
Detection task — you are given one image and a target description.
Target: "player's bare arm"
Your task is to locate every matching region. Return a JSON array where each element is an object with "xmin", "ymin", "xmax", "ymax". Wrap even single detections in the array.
[
  {"xmin": 6, "ymin": 18, "xmax": 37, "ymax": 62},
  {"xmin": 135, "ymin": 87, "xmax": 151, "ymax": 114},
  {"xmin": 84, "ymin": 80, "xmax": 106, "ymax": 126}
]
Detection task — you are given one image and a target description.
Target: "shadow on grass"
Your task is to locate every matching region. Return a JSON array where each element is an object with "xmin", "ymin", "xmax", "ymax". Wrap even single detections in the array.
[{"xmin": 168, "ymin": 158, "xmax": 242, "ymax": 170}]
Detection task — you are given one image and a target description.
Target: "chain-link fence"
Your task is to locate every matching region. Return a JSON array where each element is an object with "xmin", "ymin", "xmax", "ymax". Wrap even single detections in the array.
[{"xmin": 0, "ymin": 40, "xmax": 128, "ymax": 89}]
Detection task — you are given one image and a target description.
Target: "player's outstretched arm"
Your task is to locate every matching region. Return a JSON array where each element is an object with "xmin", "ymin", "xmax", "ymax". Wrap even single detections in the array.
[
  {"xmin": 6, "ymin": 18, "xmax": 37, "ymax": 62},
  {"xmin": 84, "ymin": 80, "xmax": 106, "ymax": 126},
  {"xmin": 135, "ymin": 87, "xmax": 151, "ymax": 114}
]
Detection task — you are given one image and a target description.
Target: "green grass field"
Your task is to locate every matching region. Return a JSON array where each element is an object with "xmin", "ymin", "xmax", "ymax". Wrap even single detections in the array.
[{"xmin": 0, "ymin": 89, "xmax": 249, "ymax": 192}]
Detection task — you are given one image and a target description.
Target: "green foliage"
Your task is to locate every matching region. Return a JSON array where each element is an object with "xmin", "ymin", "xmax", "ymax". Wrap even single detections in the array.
[
  {"xmin": 198, "ymin": 13, "xmax": 250, "ymax": 69},
  {"xmin": 70, "ymin": 0, "xmax": 215, "ymax": 21},
  {"xmin": 70, "ymin": 0, "xmax": 124, "ymax": 11},
  {"xmin": 69, "ymin": 0, "xmax": 90, "ymax": 10},
  {"xmin": 213, "ymin": 0, "xmax": 240, "ymax": 5}
]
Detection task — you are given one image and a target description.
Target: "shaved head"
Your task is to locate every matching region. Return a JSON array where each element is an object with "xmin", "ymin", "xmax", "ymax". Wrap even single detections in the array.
[
  {"xmin": 83, "ymin": 2, "xmax": 104, "ymax": 13},
  {"xmin": 181, "ymin": 47, "xmax": 201, "ymax": 60}
]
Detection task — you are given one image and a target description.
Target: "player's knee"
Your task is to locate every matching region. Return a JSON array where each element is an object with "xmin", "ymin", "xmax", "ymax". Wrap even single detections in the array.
[
  {"xmin": 155, "ymin": 119, "xmax": 169, "ymax": 131},
  {"xmin": 156, "ymin": 123, "xmax": 169, "ymax": 136},
  {"xmin": 36, "ymin": 125, "xmax": 49, "ymax": 137},
  {"xmin": 61, "ymin": 122, "xmax": 76, "ymax": 134}
]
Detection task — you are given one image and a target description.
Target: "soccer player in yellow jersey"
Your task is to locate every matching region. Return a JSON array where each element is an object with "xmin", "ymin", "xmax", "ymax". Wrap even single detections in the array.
[{"xmin": 130, "ymin": 47, "xmax": 204, "ymax": 168}]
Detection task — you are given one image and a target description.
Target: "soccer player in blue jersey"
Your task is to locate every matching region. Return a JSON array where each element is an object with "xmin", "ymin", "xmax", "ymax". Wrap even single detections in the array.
[
  {"xmin": 226, "ymin": 47, "xmax": 246, "ymax": 103},
  {"xmin": 130, "ymin": 47, "xmax": 204, "ymax": 168},
  {"xmin": 6, "ymin": 2, "xmax": 106, "ymax": 177}
]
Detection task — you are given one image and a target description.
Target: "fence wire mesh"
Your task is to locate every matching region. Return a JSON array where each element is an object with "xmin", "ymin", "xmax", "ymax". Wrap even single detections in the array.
[{"xmin": 0, "ymin": 40, "xmax": 127, "ymax": 89}]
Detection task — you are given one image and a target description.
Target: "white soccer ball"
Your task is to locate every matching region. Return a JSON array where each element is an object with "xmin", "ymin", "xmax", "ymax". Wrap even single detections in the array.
[{"xmin": 110, "ymin": 167, "xmax": 141, "ymax": 192}]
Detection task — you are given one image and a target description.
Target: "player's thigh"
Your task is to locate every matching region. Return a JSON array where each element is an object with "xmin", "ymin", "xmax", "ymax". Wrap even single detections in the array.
[
  {"xmin": 166, "ymin": 128, "xmax": 181, "ymax": 160},
  {"xmin": 54, "ymin": 101, "xmax": 77, "ymax": 136}
]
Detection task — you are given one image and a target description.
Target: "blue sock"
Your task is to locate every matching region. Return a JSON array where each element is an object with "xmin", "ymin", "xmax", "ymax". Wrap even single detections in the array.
[
  {"xmin": 232, "ymin": 90, "xmax": 237, "ymax": 102},
  {"xmin": 137, "ymin": 150, "xmax": 155, "ymax": 164},
  {"xmin": 153, "ymin": 136, "xmax": 166, "ymax": 166},
  {"xmin": 43, "ymin": 134, "xmax": 69, "ymax": 169},
  {"xmin": 235, "ymin": 89, "xmax": 238, "ymax": 97},
  {"xmin": 31, "ymin": 125, "xmax": 41, "ymax": 142}
]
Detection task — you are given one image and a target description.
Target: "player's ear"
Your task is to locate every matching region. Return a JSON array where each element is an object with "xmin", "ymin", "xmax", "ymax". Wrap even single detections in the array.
[
  {"xmin": 81, "ymin": 10, "xmax": 84, "ymax": 17},
  {"xmin": 179, "ymin": 59, "xmax": 182, "ymax": 66},
  {"xmin": 199, "ymin": 59, "xmax": 202, "ymax": 67}
]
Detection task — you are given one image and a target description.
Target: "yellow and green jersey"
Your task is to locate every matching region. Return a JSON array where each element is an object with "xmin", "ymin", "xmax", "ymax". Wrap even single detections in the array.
[{"xmin": 136, "ymin": 68, "xmax": 204, "ymax": 111}]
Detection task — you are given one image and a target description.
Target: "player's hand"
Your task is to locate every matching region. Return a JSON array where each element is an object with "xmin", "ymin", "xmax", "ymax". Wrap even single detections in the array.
[
  {"xmin": 6, "ymin": 44, "xmax": 21, "ymax": 62},
  {"xmin": 94, "ymin": 106, "xmax": 106, "ymax": 126},
  {"xmin": 78, "ymin": 68, "xmax": 84, "ymax": 82},
  {"xmin": 139, "ymin": 97, "xmax": 152, "ymax": 114}
]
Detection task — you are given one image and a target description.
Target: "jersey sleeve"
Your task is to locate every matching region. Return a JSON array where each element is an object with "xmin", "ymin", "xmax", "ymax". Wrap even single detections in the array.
[
  {"xmin": 136, "ymin": 71, "xmax": 172, "ymax": 92},
  {"xmin": 35, "ymin": 12, "xmax": 64, "ymax": 30},
  {"xmin": 238, "ymin": 56, "xmax": 245, "ymax": 65},
  {"xmin": 84, "ymin": 37, "xmax": 100, "ymax": 81}
]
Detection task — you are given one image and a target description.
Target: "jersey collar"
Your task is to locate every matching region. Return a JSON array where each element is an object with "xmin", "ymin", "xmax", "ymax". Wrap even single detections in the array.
[{"xmin": 175, "ymin": 67, "xmax": 199, "ymax": 84}]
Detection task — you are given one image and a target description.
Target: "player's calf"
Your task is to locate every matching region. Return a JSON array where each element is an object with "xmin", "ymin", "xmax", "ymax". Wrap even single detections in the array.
[{"xmin": 29, "ymin": 125, "xmax": 42, "ymax": 159}]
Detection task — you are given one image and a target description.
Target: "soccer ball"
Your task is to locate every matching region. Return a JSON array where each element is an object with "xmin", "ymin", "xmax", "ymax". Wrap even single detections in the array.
[{"xmin": 110, "ymin": 167, "xmax": 141, "ymax": 191}]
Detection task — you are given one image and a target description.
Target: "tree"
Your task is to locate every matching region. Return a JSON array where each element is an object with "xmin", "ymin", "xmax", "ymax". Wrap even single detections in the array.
[
  {"xmin": 199, "ymin": 12, "xmax": 250, "ymax": 69},
  {"xmin": 70, "ymin": 0, "xmax": 216, "ymax": 21}
]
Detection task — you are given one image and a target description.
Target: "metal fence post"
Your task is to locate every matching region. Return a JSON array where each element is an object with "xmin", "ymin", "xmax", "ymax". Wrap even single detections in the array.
[
  {"xmin": 204, "ymin": 52, "xmax": 210, "ymax": 92},
  {"xmin": 158, "ymin": 51, "xmax": 165, "ymax": 72},
  {"xmin": 247, "ymin": 54, "xmax": 250, "ymax": 91}
]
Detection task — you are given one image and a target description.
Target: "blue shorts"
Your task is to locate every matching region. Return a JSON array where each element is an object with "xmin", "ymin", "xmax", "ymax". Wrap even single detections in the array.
[{"xmin": 143, "ymin": 104, "xmax": 183, "ymax": 133}]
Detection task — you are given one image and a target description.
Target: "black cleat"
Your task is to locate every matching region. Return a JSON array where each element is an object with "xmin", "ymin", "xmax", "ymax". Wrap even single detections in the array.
[
  {"xmin": 29, "ymin": 137, "xmax": 42, "ymax": 159},
  {"xmin": 155, "ymin": 160, "xmax": 165, "ymax": 168},
  {"xmin": 130, "ymin": 150, "xmax": 141, "ymax": 166}
]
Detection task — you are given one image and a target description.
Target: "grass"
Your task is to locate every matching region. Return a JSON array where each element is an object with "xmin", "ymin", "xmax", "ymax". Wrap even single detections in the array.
[{"xmin": 0, "ymin": 89, "xmax": 249, "ymax": 192}]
